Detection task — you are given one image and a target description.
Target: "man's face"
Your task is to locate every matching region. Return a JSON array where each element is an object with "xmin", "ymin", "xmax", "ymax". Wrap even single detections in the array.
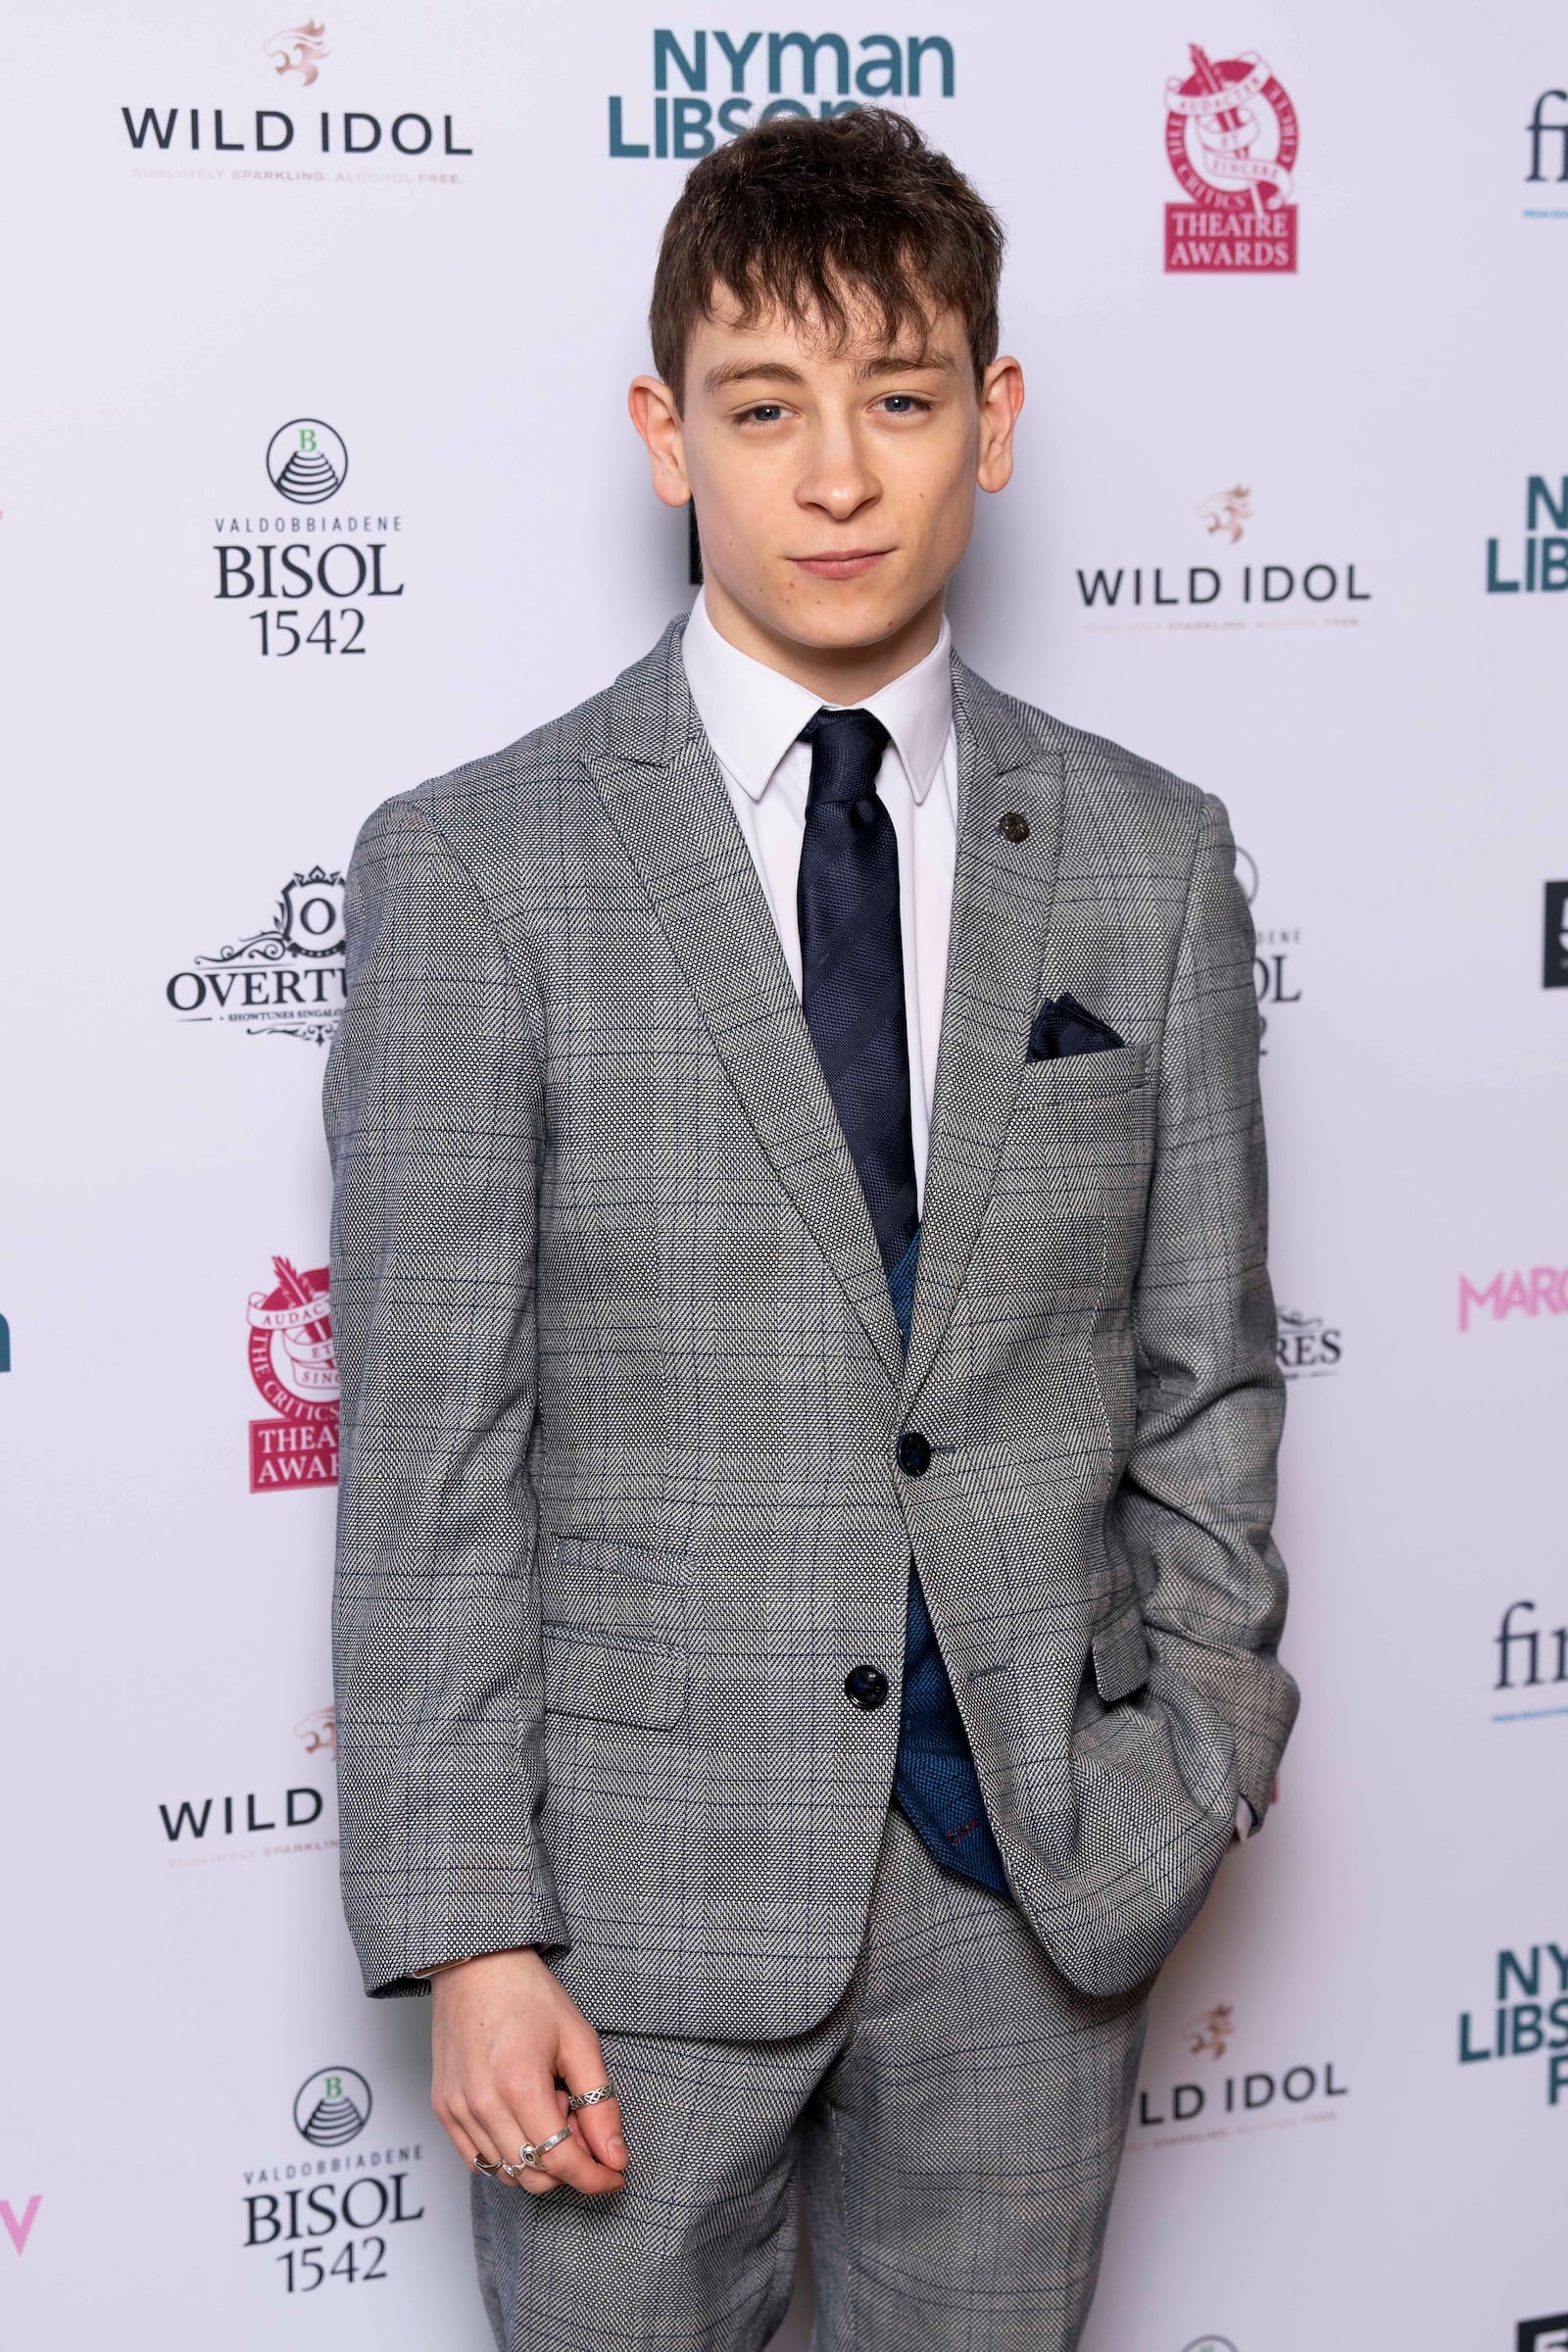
[{"xmin": 632, "ymin": 288, "xmax": 1021, "ymax": 665}]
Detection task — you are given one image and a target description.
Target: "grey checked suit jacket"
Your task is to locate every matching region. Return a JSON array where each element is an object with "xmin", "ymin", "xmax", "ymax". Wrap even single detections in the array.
[{"xmin": 324, "ymin": 618, "xmax": 1298, "ymax": 2037}]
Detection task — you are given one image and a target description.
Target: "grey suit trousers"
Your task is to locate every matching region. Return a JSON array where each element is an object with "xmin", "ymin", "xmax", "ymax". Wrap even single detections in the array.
[{"xmin": 472, "ymin": 1802, "xmax": 1150, "ymax": 2352}]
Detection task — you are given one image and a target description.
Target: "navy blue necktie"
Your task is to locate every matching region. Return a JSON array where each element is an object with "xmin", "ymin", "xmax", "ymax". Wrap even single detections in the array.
[
  {"xmin": 796, "ymin": 707, "xmax": 1010, "ymax": 1902},
  {"xmin": 796, "ymin": 708, "xmax": 918, "ymax": 1282}
]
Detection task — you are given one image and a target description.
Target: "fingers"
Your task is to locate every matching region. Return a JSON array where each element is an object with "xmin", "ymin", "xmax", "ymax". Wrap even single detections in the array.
[
  {"xmin": 560, "ymin": 2026, "xmax": 629, "ymax": 2174},
  {"xmin": 517, "ymin": 2080, "xmax": 625, "ymax": 2196}
]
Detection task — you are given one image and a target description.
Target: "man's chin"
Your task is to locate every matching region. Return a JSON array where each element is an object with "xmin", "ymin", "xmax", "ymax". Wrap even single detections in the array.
[{"xmin": 760, "ymin": 586, "xmax": 932, "ymax": 655}]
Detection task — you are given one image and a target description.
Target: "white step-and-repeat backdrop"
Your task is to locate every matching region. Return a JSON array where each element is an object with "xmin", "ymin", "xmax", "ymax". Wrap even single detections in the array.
[{"xmin": 4, "ymin": 4, "xmax": 1565, "ymax": 2347}]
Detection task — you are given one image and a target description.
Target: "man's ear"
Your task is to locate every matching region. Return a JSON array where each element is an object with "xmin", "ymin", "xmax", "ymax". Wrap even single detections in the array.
[
  {"xmin": 628, "ymin": 375, "xmax": 691, "ymax": 510},
  {"xmin": 976, "ymin": 356, "xmax": 1025, "ymax": 496}
]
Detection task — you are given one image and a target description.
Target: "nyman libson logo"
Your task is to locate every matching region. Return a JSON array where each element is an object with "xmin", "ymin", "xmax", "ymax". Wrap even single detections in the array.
[
  {"xmin": 1458, "ymin": 1940, "xmax": 1568, "ymax": 2104},
  {"xmin": 608, "ymin": 29, "xmax": 955, "ymax": 158},
  {"xmin": 1164, "ymin": 43, "xmax": 1298, "ymax": 272},
  {"xmin": 1487, "ymin": 477, "xmax": 1568, "ymax": 593}
]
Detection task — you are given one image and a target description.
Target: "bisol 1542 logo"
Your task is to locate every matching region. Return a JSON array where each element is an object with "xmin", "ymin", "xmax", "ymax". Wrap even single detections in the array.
[
  {"xmin": 215, "ymin": 421, "xmax": 406, "ymax": 658},
  {"xmin": 607, "ymin": 29, "xmax": 955, "ymax": 159},
  {"xmin": 1235, "ymin": 846, "xmax": 1304, "ymax": 1052},
  {"xmin": 1164, "ymin": 43, "xmax": 1298, "ymax": 272},
  {"xmin": 248, "ymin": 1257, "xmax": 339, "ymax": 1493},
  {"xmin": 244, "ymin": 2068, "xmax": 426, "ymax": 2298},
  {"xmin": 166, "ymin": 866, "xmax": 346, "ymax": 1045}
]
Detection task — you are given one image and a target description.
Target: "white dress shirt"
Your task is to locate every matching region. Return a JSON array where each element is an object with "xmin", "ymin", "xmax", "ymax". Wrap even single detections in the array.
[
  {"xmin": 680, "ymin": 591, "xmax": 1255, "ymax": 1842},
  {"xmin": 681, "ymin": 587, "xmax": 956, "ymax": 1216}
]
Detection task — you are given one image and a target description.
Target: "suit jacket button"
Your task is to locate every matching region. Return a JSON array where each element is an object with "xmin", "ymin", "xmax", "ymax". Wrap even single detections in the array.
[
  {"xmin": 844, "ymin": 1666, "xmax": 889, "ymax": 1710},
  {"xmin": 897, "ymin": 1432, "xmax": 932, "ymax": 1477},
  {"xmin": 999, "ymin": 811, "xmax": 1030, "ymax": 843}
]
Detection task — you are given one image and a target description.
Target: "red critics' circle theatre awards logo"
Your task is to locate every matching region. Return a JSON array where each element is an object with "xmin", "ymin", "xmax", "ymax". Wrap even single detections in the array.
[
  {"xmin": 248, "ymin": 1256, "xmax": 339, "ymax": 1493},
  {"xmin": 1164, "ymin": 43, "xmax": 1298, "ymax": 272}
]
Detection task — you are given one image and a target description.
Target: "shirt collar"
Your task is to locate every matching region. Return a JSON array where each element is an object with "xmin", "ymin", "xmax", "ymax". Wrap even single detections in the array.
[{"xmin": 681, "ymin": 587, "xmax": 953, "ymax": 807}]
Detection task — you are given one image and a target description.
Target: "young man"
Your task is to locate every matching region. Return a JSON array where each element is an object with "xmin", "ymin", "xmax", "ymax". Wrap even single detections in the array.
[{"xmin": 325, "ymin": 108, "xmax": 1297, "ymax": 2352}]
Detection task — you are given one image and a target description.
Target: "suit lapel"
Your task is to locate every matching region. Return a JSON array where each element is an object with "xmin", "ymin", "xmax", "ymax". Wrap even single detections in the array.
[
  {"xmin": 586, "ymin": 622, "xmax": 906, "ymax": 1390},
  {"xmin": 900, "ymin": 657, "xmax": 1069, "ymax": 1406}
]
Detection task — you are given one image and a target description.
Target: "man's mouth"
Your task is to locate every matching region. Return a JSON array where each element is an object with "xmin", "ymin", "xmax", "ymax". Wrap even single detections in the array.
[{"xmin": 787, "ymin": 549, "xmax": 893, "ymax": 580}]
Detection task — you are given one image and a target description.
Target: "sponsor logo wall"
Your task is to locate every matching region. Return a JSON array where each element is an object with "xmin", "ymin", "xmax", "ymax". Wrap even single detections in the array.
[{"xmin": 2, "ymin": 6, "xmax": 1562, "ymax": 2348}]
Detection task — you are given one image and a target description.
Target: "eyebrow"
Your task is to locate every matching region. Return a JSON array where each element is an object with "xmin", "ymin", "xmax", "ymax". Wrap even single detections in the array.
[{"xmin": 701, "ymin": 349, "xmax": 959, "ymax": 396}]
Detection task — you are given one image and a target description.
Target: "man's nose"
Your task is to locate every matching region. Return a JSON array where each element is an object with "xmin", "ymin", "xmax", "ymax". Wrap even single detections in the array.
[{"xmin": 796, "ymin": 425, "xmax": 882, "ymax": 520}]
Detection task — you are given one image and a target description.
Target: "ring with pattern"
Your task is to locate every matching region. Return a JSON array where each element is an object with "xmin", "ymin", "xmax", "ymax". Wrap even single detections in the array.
[{"xmin": 567, "ymin": 2083, "xmax": 616, "ymax": 2113}]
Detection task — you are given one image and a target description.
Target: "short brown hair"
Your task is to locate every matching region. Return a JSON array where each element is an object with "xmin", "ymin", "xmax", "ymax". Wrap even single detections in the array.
[{"xmin": 649, "ymin": 109, "xmax": 1004, "ymax": 408}]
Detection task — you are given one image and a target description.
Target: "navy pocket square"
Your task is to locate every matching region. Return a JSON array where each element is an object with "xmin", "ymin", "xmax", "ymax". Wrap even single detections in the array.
[{"xmin": 1027, "ymin": 993, "xmax": 1126, "ymax": 1061}]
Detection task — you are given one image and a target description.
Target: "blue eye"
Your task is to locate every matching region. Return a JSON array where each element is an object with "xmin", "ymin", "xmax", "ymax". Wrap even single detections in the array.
[
  {"xmin": 744, "ymin": 404, "xmax": 786, "ymax": 424},
  {"xmin": 879, "ymin": 395, "xmax": 928, "ymax": 416}
]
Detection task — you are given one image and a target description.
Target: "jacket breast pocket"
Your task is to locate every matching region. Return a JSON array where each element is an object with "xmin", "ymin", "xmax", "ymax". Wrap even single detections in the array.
[{"xmin": 539, "ymin": 1534, "xmax": 689, "ymax": 1732}]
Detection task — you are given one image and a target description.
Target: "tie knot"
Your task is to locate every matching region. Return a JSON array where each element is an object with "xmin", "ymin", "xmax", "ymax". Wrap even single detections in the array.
[{"xmin": 800, "ymin": 706, "xmax": 892, "ymax": 807}]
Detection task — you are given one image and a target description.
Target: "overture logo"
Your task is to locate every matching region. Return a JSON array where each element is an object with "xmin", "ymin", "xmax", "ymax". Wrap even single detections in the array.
[
  {"xmin": 248, "ymin": 1256, "xmax": 340, "ymax": 1493},
  {"xmin": 267, "ymin": 418, "xmax": 348, "ymax": 503},
  {"xmin": 166, "ymin": 867, "xmax": 348, "ymax": 1042},
  {"xmin": 1164, "ymin": 44, "xmax": 1298, "ymax": 271},
  {"xmin": 294, "ymin": 2068, "xmax": 372, "ymax": 2148},
  {"xmin": 1277, "ymin": 1308, "xmax": 1343, "ymax": 1381}
]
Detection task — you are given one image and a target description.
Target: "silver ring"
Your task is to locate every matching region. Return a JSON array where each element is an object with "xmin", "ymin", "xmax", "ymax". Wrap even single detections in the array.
[
  {"xmin": 473, "ymin": 2154, "xmax": 504, "ymax": 2179},
  {"xmin": 517, "ymin": 2126, "xmax": 572, "ymax": 2169},
  {"xmin": 567, "ymin": 2082, "xmax": 615, "ymax": 2113}
]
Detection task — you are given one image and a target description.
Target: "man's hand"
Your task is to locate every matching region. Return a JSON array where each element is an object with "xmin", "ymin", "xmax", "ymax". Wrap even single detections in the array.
[{"xmin": 430, "ymin": 1950, "xmax": 629, "ymax": 2195}]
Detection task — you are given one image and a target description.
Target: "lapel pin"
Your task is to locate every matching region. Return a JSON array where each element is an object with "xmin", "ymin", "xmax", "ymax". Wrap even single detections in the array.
[{"xmin": 999, "ymin": 811, "xmax": 1030, "ymax": 843}]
